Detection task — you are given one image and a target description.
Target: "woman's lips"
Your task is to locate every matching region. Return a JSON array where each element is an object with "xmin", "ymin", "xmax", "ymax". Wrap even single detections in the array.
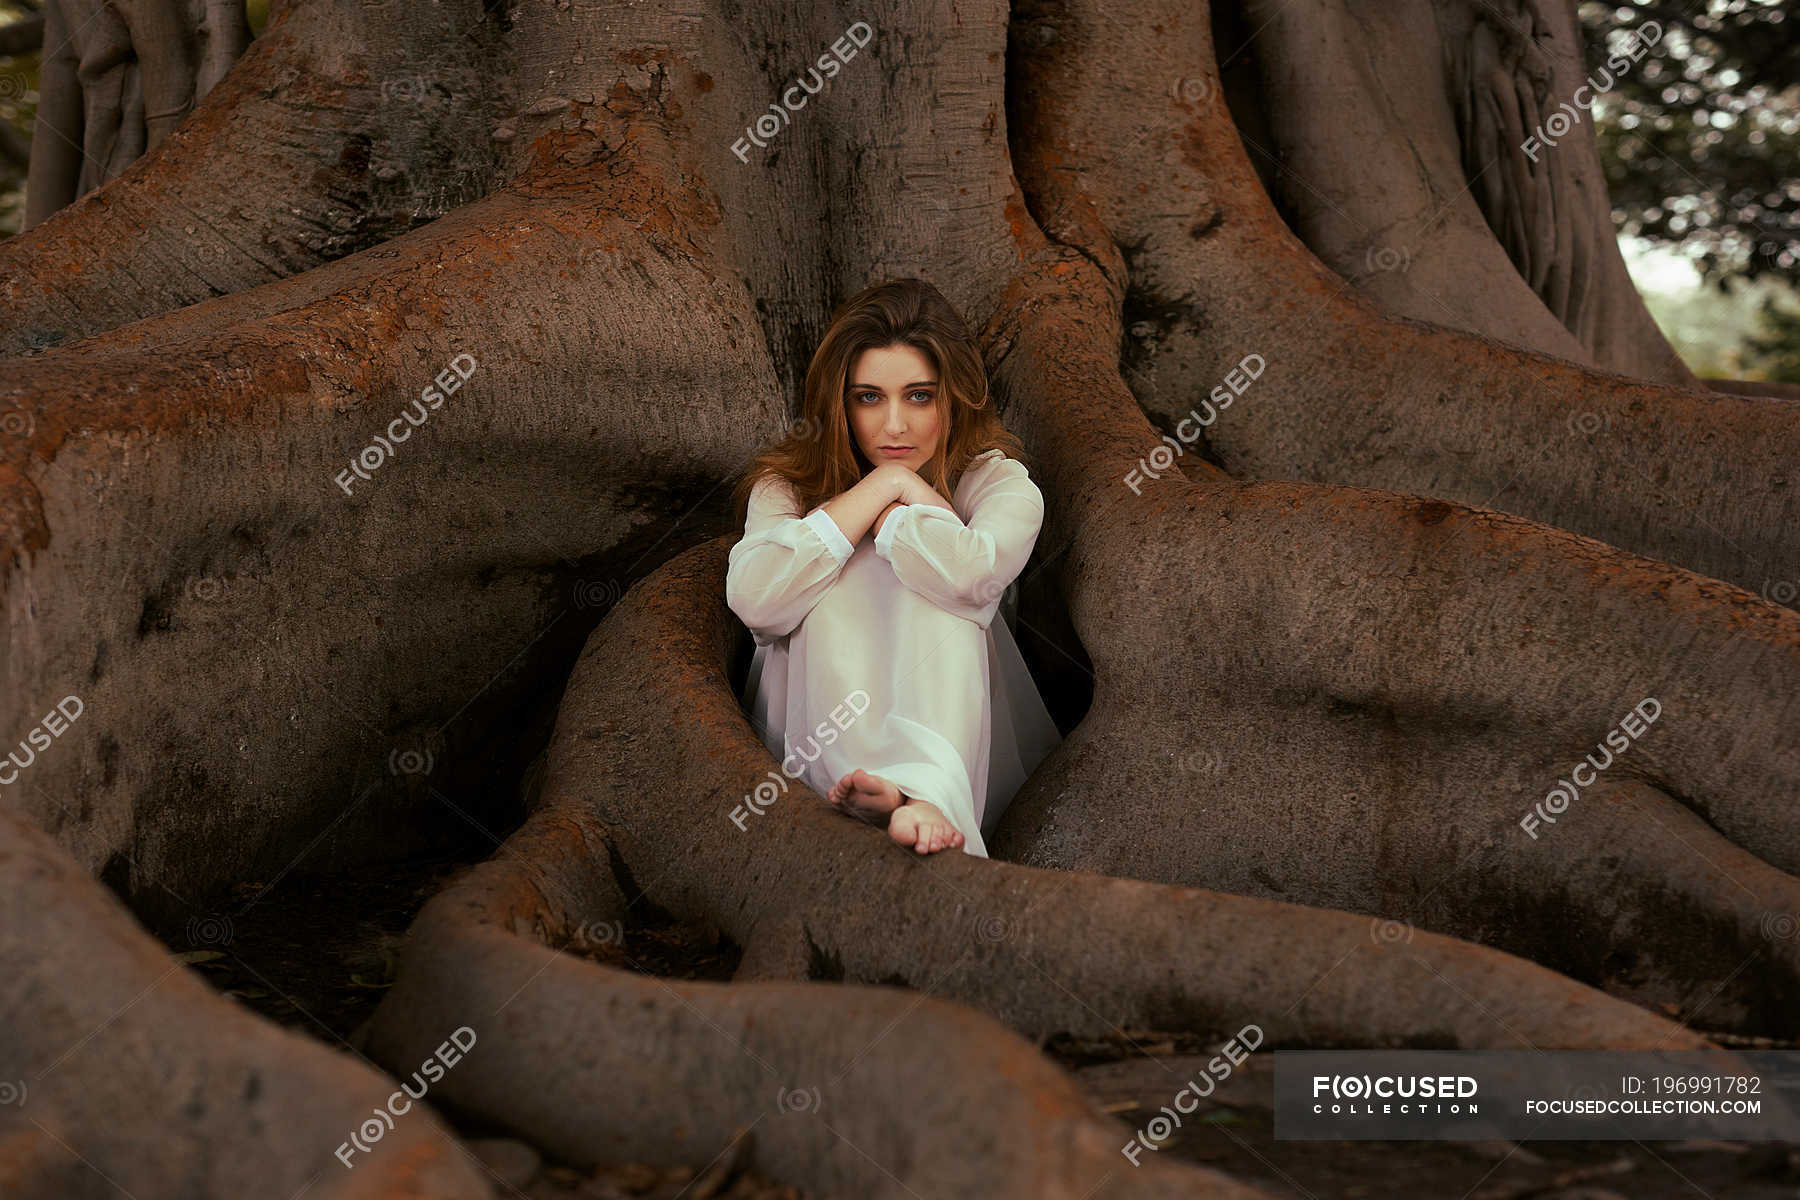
[{"xmin": 879, "ymin": 446, "xmax": 912, "ymax": 456}]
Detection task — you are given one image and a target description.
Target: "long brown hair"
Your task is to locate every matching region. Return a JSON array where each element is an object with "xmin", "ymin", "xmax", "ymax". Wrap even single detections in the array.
[{"xmin": 731, "ymin": 278, "xmax": 1027, "ymax": 525}]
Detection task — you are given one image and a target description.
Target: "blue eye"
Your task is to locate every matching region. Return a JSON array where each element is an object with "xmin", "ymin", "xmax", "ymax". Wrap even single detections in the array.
[{"xmin": 849, "ymin": 390, "xmax": 934, "ymax": 404}]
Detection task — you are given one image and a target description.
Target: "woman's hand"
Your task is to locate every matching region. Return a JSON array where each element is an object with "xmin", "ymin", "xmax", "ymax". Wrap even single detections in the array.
[
  {"xmin": 870, "ymin": 499, "xmax": 905, "ymax": 540},
  {"xmin": 818, "ymin": 463, "xmax": 921, "ymax": 550},
  {"xmin": 872, "ymin": 462, "xmax": 945, "ymax": 508},
  {"xmin": 820, "ymin": 463, "xmax": 948, "ymax": 549}
]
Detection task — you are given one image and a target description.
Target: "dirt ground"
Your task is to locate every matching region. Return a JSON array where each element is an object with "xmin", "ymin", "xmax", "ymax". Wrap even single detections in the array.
[{"xmin": 152, "ymin": 852, "xmax": 1800, "ymax": 1199}]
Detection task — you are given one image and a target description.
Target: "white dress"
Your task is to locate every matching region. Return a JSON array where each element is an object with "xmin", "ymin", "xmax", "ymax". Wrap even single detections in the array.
[{"xmin": 725, "ymin": 449, "xmax": 1063, "ymax": 856}]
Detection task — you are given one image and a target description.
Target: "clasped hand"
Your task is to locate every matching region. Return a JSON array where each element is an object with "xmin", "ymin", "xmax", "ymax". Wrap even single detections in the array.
[
  {"xmin": 812, "ymin": 462, "xmax": 948, "ymax": 550},
  {"xmin": 868, "ymin": 463, "xmax": 948, "ymax": 541}
]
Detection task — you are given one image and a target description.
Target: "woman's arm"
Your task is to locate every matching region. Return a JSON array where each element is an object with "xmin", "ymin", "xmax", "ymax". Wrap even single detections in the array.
[
  {"xmin": 725, "ymin": 473, "xmax": 860, "ymax": 646},
  {"xmin": 724, "ymin": 465, "xmax": 939, "ymax": 645},
  {"xmin": 870, "ymin": 498, "xmax": 904, "ymax": 540},
  {"xmin": 871, "ymin": 468, "xmax": 953, "ymax": 540},
  {"xmin": 872, "ymin": 452, "xmax": 1045, "ymax": 628},
  {"xmin": 819, "ymin": 463, "xmax": 936, "ymax": 547}
]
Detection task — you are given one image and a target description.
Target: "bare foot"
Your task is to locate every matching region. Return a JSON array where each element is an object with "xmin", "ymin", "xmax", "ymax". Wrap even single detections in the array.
[
  {"xmin": 887, "ymin": 798, "xmax": 965, "ymax": 855},
  {"xmin": 827, "ymin": 768, "xmax": 905, "ymax": 825}
]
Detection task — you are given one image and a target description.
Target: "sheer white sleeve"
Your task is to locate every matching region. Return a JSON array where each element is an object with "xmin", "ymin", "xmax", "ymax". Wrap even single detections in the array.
[
  {"xmin": 726, "ymin": 473, "xmax": 856, "ymax": 647},
  {"xmin": 872, "ymin": 452, "xmax": 1044, "ymax": 628}
]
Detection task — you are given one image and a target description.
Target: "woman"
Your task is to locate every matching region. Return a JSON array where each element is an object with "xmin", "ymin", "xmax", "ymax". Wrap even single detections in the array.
[{"xmin": 725, "ymin": 278, "xmax": 1062, "ymax": 856}]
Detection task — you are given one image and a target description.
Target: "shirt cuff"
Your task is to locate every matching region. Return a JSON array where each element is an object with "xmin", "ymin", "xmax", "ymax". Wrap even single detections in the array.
[
  {"xmin": 873, "ymin": 503, "xmax": 910, "ymax": 560},
  {"xmin": 801, "ymin": 507, "xmax": 855, "ymax": 563}
]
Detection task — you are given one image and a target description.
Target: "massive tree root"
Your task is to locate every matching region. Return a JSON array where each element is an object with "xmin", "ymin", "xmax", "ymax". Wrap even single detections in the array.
[
  {"xmin": 1013, "ymin": 0, "xmax": 1799, "ymax": 605},
  {"xmin": 0, "ymin": 152, "xmax": 775, "ymax": 930},
  {"xmin": 356, "ymin": 431, "xmax": 1717, "ymax": 1191},
  {"xmin": 494, "ymin": 513, "xmax": 1709, "ymax": 1056},
  {"xmin": 0, "ymin": 0, "xmax": 1793, "ymax": 1192},
  {"xmin": 6, "ymin": 0, "xmax": 508, "ymax": 355},
  {"xmin": 352, "ymin": 787, "xmax": 1282, "ymax": 1199},
  {"xmin": 350, "ymin": 244, "xmax": 1733, "ymax": 1194},
  {"xmin": 1230, "ymin": 0, "xmax": 1696, "ymax": 387},
  {"xmin": 963, "ymin": 240, "xmax": 1800, "ymax": 1043},
  {"xmin": 0, "ymin": 806, "xmax": 491, "ymax": 1199}
]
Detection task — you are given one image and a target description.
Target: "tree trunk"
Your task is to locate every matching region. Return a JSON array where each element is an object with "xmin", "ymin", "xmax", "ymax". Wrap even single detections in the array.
[
  {"xmin": 1229, "ymin": 0, "xmax": 1699, "ymax": 387},
  {"xmin": 2, "ymin": 0, "xmax": 1793, "ymax": 1194},
  {"xmin": 6, "ymin": 1, "xmax": 508, "ymax": 353}
]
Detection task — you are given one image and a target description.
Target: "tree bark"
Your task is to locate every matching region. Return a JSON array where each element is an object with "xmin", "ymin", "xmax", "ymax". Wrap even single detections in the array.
[
  {"xmin": 7, "ymin": 0, "xmax": 508, "ymax": 354},
  {"xmin": 1012, "ymin": 0, "xmax": 1798, "ymax": 606},
  {"xmin": 1, "ymin": 0, "xmax": 1793, "ymax": 1193},
  {"xmin": 1229, "ymin": 0, "xmax": 1697, "ymax": 387},
  {"xmin": 0, "ymin": 806, "xmax": 491, "ymax": 1199}
]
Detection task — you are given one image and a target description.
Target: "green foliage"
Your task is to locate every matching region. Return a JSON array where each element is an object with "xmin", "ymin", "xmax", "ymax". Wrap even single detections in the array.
[
  {"xmin": 1743, "ymin": 293, "xmax": 1800, "ymax": 383},
  {"xmin": 1581, "ymin": 0, "xmax": 1799, "ymax": 291},
  {"xmin": 0, "ymin": 2, "xmax": 37, "ymax": 236}
]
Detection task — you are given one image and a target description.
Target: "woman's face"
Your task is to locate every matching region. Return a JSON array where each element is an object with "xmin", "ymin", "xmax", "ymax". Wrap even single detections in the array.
[{"xmin": 845, "ymin": 343, "xmax": 943, "ymax": 476}]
